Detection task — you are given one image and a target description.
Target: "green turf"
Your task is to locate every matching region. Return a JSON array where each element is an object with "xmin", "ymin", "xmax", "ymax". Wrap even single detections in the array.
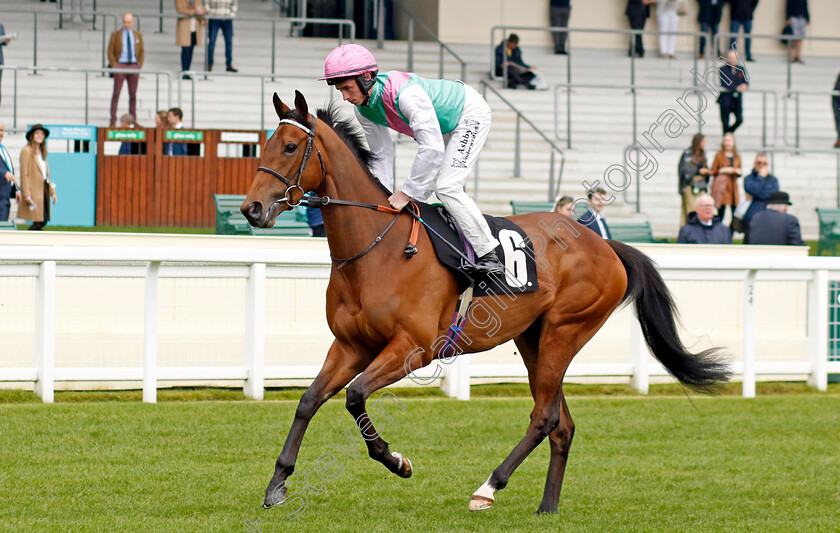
[{"xmin": 1, "ymin": 393, "xmax": 839, "ymax": 532}]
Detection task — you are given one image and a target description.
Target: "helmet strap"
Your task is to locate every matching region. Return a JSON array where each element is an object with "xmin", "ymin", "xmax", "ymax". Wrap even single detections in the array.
[{"xmin": 356, "ymin": 72, "xmax": 377, "ymax": 106}]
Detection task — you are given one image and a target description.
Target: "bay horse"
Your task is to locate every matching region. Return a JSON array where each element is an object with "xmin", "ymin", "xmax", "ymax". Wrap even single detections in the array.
[{"xmin": 242, "ymin": 91, "xmax": 730, "ymax": 514}]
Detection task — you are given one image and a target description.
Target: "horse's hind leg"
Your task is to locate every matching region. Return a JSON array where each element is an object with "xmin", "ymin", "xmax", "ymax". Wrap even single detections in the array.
[
  {"xmin": 469, "ymin": 323, "xmax": 576, "ymax": 512},
  {"xmin": 537, "ymin": 391, "xmax": 574, "ymax": 514},
  {"xmin": 264, "ymin": 340, "xmax": 370, "ymax": 508}
]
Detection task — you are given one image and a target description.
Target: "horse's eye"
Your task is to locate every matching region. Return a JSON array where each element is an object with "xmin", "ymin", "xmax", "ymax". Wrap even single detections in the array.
[{"xmin": 284, "ymin": 143, "xmax": 297, "ymax": 153}]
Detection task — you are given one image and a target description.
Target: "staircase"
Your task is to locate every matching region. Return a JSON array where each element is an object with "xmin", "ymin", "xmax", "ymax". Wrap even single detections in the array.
[{"xmin": 1, "ymin": 0, "xmax": 837, "ymax": 239}]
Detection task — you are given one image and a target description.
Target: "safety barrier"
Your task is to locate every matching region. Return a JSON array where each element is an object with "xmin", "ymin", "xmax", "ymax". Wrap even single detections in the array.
[{"xmin": 1, "ymin": 242, "xmax": 835, "ymax": 402}]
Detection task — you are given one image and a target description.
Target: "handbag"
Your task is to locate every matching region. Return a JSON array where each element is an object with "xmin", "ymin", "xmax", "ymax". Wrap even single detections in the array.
[{"xmin": 780, "ymin": 24, "xmax": 793, "ymax": 45}]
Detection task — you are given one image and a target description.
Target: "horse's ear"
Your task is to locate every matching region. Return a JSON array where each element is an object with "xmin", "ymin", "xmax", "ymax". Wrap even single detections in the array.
[
  {"xmin": 273, "ymin": 93, "xmax": 290, "ymax": 119},
  {"xmin": 294, "ymin": 90, "xmax": 309, "ymax": 122}
]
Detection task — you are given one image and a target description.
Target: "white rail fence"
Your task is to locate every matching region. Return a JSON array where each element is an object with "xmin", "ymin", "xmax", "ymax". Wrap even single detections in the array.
[{"xmin": 2, "ymin": 245, "xmax": 839, "ymax": 403}]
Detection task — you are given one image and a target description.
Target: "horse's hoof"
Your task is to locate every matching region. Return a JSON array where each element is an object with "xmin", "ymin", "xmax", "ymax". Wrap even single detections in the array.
[
  {"xmin": 263, "ymin": 483, "xmax": 287, "ymax": 509},
  {"xmin": 468, "ymin": 495, "xmax": 494, "ymax": 512},
  {"xmin": 391, "ymin": 451, "xmax": 413, "ymax": 478}
]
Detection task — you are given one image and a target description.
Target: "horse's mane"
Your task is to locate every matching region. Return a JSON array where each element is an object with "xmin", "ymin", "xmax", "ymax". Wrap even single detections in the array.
[{"xmin": 280, "ymin": 103, "xmax": 393, "ymax": 196}]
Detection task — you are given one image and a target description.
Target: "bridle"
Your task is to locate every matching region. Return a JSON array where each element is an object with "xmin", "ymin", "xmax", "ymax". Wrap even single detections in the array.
[{"xmin": 256, "ymin": 118, "xmax": 325, "ymax": 208}]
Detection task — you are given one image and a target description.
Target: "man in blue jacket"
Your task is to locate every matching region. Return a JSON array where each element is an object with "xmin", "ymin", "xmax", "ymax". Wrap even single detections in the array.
[
  {"xmin": 677, "ymin": 194, "xmax": 732, "ymax": 244},
  {"xmin": 577, "ymin": 187, "xmax": 611, "ymax": 239},
  {"xmin": 741, "ymin": 152, "xmax": 779, "ymax": 242},
  {"xmin": 495, "ymin": 34, "xmax": 537, "ymax": 89}
]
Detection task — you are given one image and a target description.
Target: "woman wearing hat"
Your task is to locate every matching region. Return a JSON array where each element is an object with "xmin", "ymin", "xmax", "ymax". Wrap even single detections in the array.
[{"xmin": 19, "ymin": 124, "xmax": 57, "ymax": 230}]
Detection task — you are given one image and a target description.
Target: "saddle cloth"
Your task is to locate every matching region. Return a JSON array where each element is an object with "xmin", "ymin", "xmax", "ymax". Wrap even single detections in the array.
[{"xmin": 414, "ymin": 202, "xmax": 540, "ymax": 297}]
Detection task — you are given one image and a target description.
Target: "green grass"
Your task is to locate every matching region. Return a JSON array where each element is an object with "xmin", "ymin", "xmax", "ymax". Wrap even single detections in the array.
[{"xmin": 2, "ymin": 392, "xmax": 839, "ymax": 532}]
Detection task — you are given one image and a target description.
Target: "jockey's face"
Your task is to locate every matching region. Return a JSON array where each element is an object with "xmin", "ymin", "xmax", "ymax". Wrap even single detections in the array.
[{"xmin": 334, "ymin": 76, "xmax": 369, "ymax": 106}]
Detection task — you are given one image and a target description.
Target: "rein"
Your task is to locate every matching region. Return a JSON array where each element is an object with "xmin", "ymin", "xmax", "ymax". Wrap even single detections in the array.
[{"xmin": 257, "ymin": 117, "xmax": 420, "ymax": 269}]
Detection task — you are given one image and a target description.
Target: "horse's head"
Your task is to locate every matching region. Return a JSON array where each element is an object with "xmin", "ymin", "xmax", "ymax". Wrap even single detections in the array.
[{"xmin": 241, "ymin": 91, "xmax": 324, "ymax": 228}]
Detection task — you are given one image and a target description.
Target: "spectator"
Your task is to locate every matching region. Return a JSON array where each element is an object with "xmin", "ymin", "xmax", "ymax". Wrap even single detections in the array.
[
  {"xmin": 495, "ymin": 34, "xmax": 537, "ymax": 90},
  {"xmin": 107, "ymin": 13, "xmax": 144, "ymax": 128},
  {"xmin": 0, "ymin": 120, "xmax": 19, "ymax": 221},
  {"xmin": 176, "ymin": 0, "xmax": 206, "ymax": 79},
  {"xmin": 719, "ymin": 49, "xmax": 748, "ymax": 134},
  {"xmin": 656, "ymin": 0, "xmax": 681, "ymax": 59},
  {"xmin": 785, "ymin": 0, "xmax": 809, "ymax": 64},
  {"xmin": 833, "ymin": 73, "xmax": 840, "ymax": 149},
  {"xmin": 156, "ymin": 110, "xmax": 172, "ymax": 154},
  {"xmin": 155, "ymin": 110, "xmax": 169, "ymax": 128},
  {"xmin": 677, "ymin": 193, "xmax": 732, "ymax": 244},
  {"xmin": 165, "ymin": 107, "xmax": 190, "ymax": 156},
  {"xmin": 748, "ymin": 191, "xmax": 805, "ymax": 245},
  {"xmin": 549, "ymin": 0, "xmax": 571, "ymax": 55},
  {"xmin": 117, "ymin": 113, "xmax": 146, "ymax": 156},
  {"xmin": 626, "ymin": 0, "xmax": 652, "ymax": 58},
  {"xmin": 19, "ymin": 124, "xmax": 56, "ymax": 231},
  {"xmin": 205, "ymin": 0, "xmax": 238, "ymax": 73},
  {"xmin": 697, "ymin": 0, "xmax": 723, "ymax": 59},
  {"xmin": 577, "ymin": 187, "xmax": 611, "ymax": 238},
  {"xmin": 740, "ymin": 152, "xmax": 779, "ymax": 242},
  {"xmin": 730, "ymin": 0, "xmax": 758, "ymax": 62},
  {"xmin": 678, "ymin": 133, "xmax": 711, "ymax": 226},
  {"xmin": 0, "ymin": 23, "xmax": 13, "ymax": 106},
  {"xmin": 709, "ymin": 132, "xmax": 742, "ymax": 223},
  {"xmin": 553, "ymin": 195, "xmax": 574, "ymax": 217}
]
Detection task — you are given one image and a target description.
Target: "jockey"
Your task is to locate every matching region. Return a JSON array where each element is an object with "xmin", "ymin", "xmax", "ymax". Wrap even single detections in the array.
[{"xmin": 319, "ymin": 44, "xmax": 504, "ymax": 276}]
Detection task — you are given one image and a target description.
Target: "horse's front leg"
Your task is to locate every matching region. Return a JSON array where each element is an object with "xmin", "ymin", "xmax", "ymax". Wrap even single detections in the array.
[
  {"xmin": 264, "ymin": 340, "xmax": 369, "ymax": 508},
  {"xmin": 344, "ymin": 332, "xmax": 426, "ymax": 478}
]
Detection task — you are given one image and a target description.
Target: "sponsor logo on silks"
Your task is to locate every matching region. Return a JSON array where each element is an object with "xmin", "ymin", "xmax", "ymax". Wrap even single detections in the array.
[{"xmin": 451, "ymin": 119, "xmax": 480, "ymax": 169}]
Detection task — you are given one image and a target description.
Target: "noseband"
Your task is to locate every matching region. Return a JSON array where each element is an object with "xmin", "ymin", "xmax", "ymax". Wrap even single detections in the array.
[{"xmin": 257, "ymin": 118, "xmax": 325, "ymax": 207}]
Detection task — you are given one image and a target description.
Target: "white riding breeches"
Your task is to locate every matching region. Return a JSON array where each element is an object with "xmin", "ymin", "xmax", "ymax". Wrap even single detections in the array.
[{"xmin": 434, "ymin": 85, "xmax": 499, "ymax": 258}]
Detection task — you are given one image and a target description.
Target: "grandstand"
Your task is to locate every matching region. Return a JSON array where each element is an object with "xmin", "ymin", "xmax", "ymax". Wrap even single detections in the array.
[{"xmin": 1, "ymin": 0, "xmax": 839, "ymax": 239}]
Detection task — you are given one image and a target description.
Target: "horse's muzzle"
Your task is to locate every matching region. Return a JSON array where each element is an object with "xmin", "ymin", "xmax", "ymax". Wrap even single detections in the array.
[{"xmin": 242, "ymin": 201, "xmax": 267, "ymax": 227}]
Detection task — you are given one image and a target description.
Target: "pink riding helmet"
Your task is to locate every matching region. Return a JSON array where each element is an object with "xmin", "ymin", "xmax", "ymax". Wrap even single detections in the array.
[{"xmin": 319, "ymin": 44, "xmax": 378, "ymax": 83}]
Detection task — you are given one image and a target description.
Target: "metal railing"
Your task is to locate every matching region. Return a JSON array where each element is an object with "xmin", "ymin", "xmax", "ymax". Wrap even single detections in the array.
[
  {"xmin": 490, "ymin": 26, "xmax": 708, "ymax": 92},
  {"xmin": 555, "ymin": 83, "xmax": 778, "ymax": 150},
  {"xmin": 178, "ymin": 71, "xmax": 337, "ymax": 130},
  {"xmin": 388, "ymin": 0, "xmax": 468, "ymax": 82},
  {"xmin": 478, "ymin": 80, "xmax": 565, "ymax": 201},
  {"xmin": 0, "ymin": 8, "xmax": 118, "ymax": 69},
  {"xmin": 714, "ymin": 32, "xmax": 840, "ymax": 90},
  {"xmin": 131, "ymin": 12, "xmax": 354, "ymax": 75},
  {"xmin": 0, "ymin": 65, "xmax": 173, "ymax": 129},
  {"xmin": 782, "ymin": 89, "xmax": 840, "ymax": 149}
]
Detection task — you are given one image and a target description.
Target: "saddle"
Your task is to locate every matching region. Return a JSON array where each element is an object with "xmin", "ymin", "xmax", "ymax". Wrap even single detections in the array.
[{"xmin": 413, "ymin": 202, "xmax": 540, "ymax": 297}]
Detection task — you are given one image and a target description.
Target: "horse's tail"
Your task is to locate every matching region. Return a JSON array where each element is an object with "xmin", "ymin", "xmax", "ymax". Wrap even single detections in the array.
[{"xmin": 607, "ymin": 240, "xmax": 731, "ymax": 392}]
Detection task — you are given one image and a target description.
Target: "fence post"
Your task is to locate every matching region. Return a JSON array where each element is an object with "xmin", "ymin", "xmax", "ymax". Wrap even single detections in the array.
[
  {"xmin": 514, "ymin": 114, "xmax": 521, "ymax": 178},
  {"xmin": 244, "ymin": 263, "xmax": 266, "ymax": 400},
  {"xmin": 808, "ymin": 269, "xmax": 828, "ymax": 391},
  {"xmin": 407, "ymin": 19, "xmax": 414, "ymax": 73},
  {"xmin": 143, "ymin": 261, "xmax": 160, "ymax": 403},
  {"xmin": 34, "ymin": 261, "xmax": 56, "ymax": 403},
  {"xmin": 441, "ymin": 355, "xmax": 470, "ymax": 400},
  {"xmin": 630, "ymin": 310, "xmax": 649, "ymax": 394},
  {"xmin": 33, "ymin": 12, "xmax": 38, "ymax": 69},
  {"xmin": 742, "ymin": 269, "xmax": 756, "ymax": 398}
]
